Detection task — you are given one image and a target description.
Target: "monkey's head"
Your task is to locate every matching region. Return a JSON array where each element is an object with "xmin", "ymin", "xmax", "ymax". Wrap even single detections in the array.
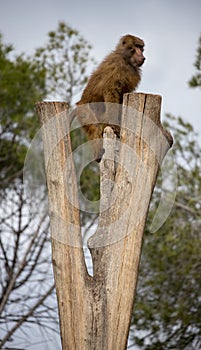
[{"xmin": 116, "ymin": 34, "xmax": 145, "ymax": 68}]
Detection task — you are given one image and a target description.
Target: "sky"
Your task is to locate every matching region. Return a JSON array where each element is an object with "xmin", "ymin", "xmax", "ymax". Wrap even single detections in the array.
[
  {"xmin": 0, "ymin": 0, "xmax": 201, "ymax": 136},
  {"xmin": 0, "ymin": 1, "xmax": 201, "ymax": 349}
]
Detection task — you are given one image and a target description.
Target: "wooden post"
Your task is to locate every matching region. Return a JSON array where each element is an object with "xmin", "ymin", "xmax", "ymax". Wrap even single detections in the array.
[{"xmin": 36, "ymin": 93, "xmax": 173, "ymax": 350}]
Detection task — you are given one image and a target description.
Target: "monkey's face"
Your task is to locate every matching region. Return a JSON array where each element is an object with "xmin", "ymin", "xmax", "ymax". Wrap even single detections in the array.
[
  {"xmin": 130, "ymin": 45, "xmax": 145, "ymax": 68},
  {"xmin": 117, "ymin": 34, "xmax": 145, "ymax": 68}
]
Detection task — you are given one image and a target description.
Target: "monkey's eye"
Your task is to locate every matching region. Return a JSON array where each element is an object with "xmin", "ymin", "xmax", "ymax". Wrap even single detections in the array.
[{"xmin": 135, "ymin": 44, "xmax": 144, "ymax": 51}]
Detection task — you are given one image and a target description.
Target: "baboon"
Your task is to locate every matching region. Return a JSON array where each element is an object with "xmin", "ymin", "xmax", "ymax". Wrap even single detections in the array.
[{"xmin": 76, "ymin": 34, "xmax": 145, "ymax": 161}]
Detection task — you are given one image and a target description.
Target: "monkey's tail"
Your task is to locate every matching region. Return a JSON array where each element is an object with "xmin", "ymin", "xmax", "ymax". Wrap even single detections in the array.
[{"xmin": 74, "ymin": 104, "xmax": 104, "ymax": 162}]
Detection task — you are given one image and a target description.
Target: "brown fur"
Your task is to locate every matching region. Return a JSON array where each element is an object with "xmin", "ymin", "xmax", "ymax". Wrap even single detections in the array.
[{"xmin": 76, "ymin": 34, "xmax": 145, "ymax": 161}]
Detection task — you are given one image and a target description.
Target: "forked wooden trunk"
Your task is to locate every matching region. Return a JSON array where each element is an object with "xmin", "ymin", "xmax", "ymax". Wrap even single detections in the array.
[{"xmin": 36, "ymin": 93, "xmax": 173, "ymax": 350}]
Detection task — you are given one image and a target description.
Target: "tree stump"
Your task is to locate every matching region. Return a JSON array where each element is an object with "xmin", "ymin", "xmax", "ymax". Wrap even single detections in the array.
[{"xmin": 35, "ymin": 92, "xmax": 173, "ymax": 350}]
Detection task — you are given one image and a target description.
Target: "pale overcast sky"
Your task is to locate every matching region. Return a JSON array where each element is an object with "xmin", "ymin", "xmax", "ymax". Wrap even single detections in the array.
[{"xmin": 0, "ymin": 0, "xmax": 201, "ymax": 136}]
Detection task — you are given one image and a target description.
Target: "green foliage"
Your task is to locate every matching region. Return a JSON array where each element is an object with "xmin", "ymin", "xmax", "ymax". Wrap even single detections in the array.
[
  {"xmin": 189, "ymin": 34, "xmax": 201, "ymax": 88},
  {"xmin": 131, "ymin": 114, "xmax": 201, "ymax": 349},
  {"xmin": 0, "ymin": 34, "xmax": 46, "ymax": 189},
  {"xmin": 71, "ymin": 126, "xmax": 100, "ymax": 225},
  {"xmin": 80, "ymin": 163, "xmax": 100, "ymax": 202},
  {"xmin": 0, "ymin": 26, "xmax": 96, "ymax": 347},
  {"xmin": 34, "ymin": 21, "xmax": 95, "ymax": 103},
  {"xmin": 33, "ymin": 21, "xmax": 98, "ymax": 224},
  {"xmin": 0, "ymin": 23, "xmax": 97, "ymax": 227},
  {"xmin": 33, "ymin": 21, "xmax": 97, "ymax": 223}
]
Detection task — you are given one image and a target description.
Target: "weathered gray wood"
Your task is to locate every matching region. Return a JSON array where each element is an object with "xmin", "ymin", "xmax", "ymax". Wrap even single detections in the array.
[
  {"xmin": 35, "ymin": 102, "xmax": 92, "ymax": 349},
  {"xmin": 88, "ymin": 93, "xmax": 173, "ymax": 349},
  {"xmin": 36, "ymin": 93, "xmax": 173, "ymax": 350}
]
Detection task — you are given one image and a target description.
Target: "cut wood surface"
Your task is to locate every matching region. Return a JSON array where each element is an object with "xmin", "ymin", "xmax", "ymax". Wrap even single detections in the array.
[{"xmin": 36, "ymin": 92, "xmax": 173, "ymax": 349}]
